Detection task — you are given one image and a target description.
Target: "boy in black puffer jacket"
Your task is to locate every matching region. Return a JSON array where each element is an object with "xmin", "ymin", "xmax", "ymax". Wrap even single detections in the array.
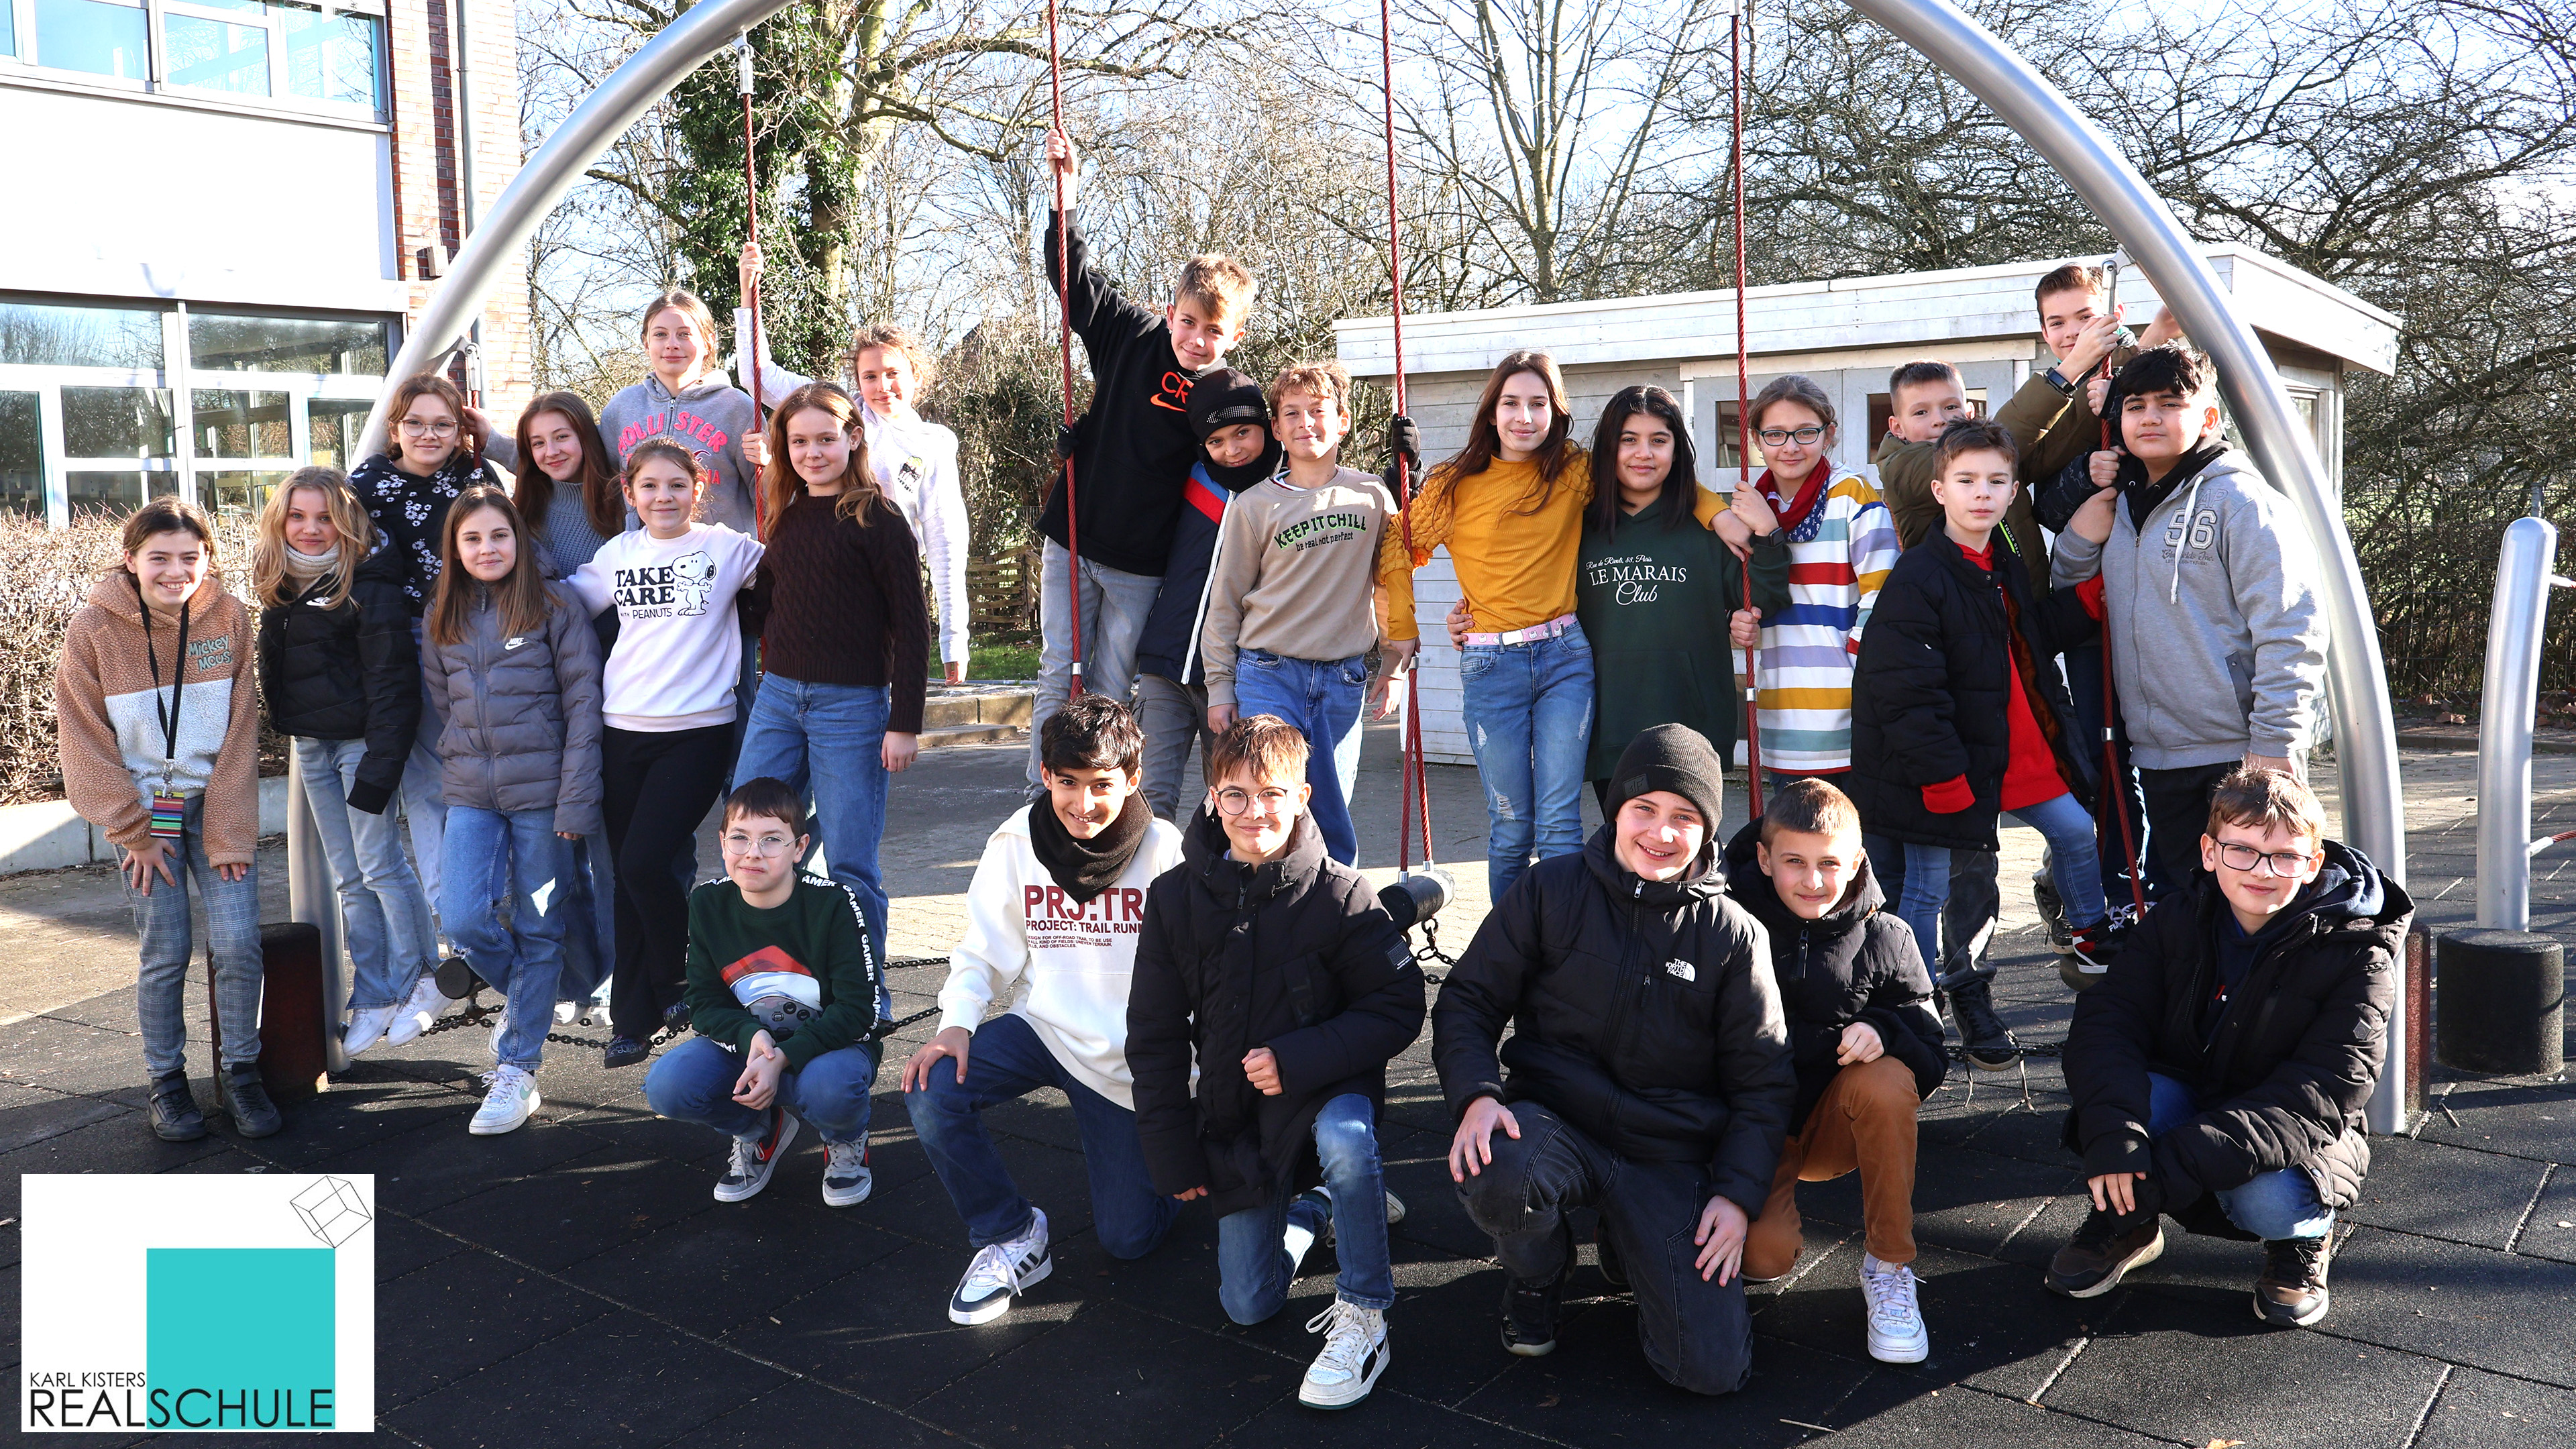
[
  {"xmin": 1436, "ymin": 724, "xmax": 1794, "ymax": 1396},
  {"xmin": 2048, "ymin": 769, "xmax": 2409, "ymax": 1328},
  {"xmin": 1849, "ymin": 417, "xmax": 2108, "ymax": 1071},
  {"xmin": 1725, "ymin": 780, "xmax": 1945, "ymax": 1365},
  {"xmin": 1128, "ymin": 715, "xmax": 1424, "ymax": 1411}
]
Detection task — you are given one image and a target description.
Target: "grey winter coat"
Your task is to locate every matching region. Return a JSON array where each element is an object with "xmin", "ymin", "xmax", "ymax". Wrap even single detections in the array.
[
  {"xmin": 423, "ymin": 582, "xmax": 605, "ymax": 836},
  {"xmin": 2049, "ymin": 449, "xmax": 2328, "ymax": 771}
]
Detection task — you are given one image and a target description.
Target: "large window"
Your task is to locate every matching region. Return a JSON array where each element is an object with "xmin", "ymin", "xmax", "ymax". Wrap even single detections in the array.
[
  {"xmin": 0, "ymin": 294, "xmax": 392, "ymax": 524},
  {"xmin": 3, "ymin": 0, "xmax": 383, "ymax": 116}
]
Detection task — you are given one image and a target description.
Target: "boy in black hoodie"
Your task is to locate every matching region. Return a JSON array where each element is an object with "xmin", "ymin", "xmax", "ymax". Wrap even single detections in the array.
[
  {"xmin": 1131, "ymin": 372, "xmax": 1282, "ymax": 820},
  {"xmin": 1128, "ymin": 714, "xmax": 1425, "ymax": 1409},
  {"xmin": 1435, "ymin": 724, "xmax": 1795, "ymax": 1396},
  {"xmin": 2049, "ymin": 768, "xmax": 2409, "ymax": 1328},
  {"xmin": 1027, "ymin": 127, "xmax": 1258, "ymax": 792},
  {"xmin": 1727, "ymin": 779, "xmax": 1946, "ymax": 1365}
]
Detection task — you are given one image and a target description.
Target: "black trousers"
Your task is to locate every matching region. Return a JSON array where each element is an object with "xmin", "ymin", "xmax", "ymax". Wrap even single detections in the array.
[
  {"xmin": 2066, "ymin": 643, "xmax": 2156, "ymax": 904},
  {"xmin": 2139, "ymin": 760, "xmax": 2239, "ymax": 889},
  {"xmin": 602, "ymin": 722, "xmax": 735, "ymax": 1040},
  {"xmin": 1458, "ymin": 1101, "xmax": 1755, "ymax": 1396}
]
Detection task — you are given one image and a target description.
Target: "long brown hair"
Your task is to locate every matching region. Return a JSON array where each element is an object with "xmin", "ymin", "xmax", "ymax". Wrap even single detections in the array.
[
  {"xmin": 1424, "ymin": 350, "xmax": 1577, "ymax": 517},
  {"xmin": 251, "ymin": 466, "xmax": 376, "ymax": 608},
  {"xmin": 761, "ymin": 383, "xmax": 881, "ymax": 539},
  {"xmin": 513, "ymin": 391, "xmax": 623, "ymax": 539},
  {"xmin": 384, "ymin": 373, "xmax": 475, "ymax": 469},
  {"xmin": 428, "ymin": 486, "xmax": 555, "ymax": 648}
]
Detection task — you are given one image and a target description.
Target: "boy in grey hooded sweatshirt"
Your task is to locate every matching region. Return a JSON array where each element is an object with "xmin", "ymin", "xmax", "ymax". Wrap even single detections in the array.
[{"xmin": 2049, "ymin": 345, "xmax": 2327, "ymax": 885}]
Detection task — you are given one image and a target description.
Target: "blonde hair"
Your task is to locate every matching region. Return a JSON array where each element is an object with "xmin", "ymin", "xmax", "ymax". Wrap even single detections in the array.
[
  {"xmin": 1177, "ymin": 254, "xmax": 1257, "ymax": 328},
  {"xmin": 640, "ymin": 289, "xmax": 723, "ymax": 386},
  {"xmin": 251, "ymin": 466, "xmax": 376, "ymax": 609},
  {"xmin": 1267, "ymin": 361, "xmax": 1352, "ymax": 420},
  {"xmin": 760, "ymin": 384, "xmax": 883, "ymax": 538},
  {"xmin": 849, "ymin": 325, "xmax": 936, "ymax": 392}
]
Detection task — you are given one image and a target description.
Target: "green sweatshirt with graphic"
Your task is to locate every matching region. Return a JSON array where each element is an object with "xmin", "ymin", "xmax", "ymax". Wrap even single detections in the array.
[{"xmin": 683, "ymin": 873, "xmax": 885, "ymax": 1069}]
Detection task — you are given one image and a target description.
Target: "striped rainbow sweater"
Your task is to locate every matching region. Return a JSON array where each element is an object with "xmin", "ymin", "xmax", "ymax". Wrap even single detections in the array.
[{"xmin": 1718, "ymin": 468, "xmax": 1898, "ymax": 774}]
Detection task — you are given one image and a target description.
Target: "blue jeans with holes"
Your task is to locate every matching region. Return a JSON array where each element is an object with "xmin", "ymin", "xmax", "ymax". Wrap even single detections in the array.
[
  {"xmin": 293, "ymin": 736, "xmax": 438, "ymax": 1012},
  {"xmin": 733, "ymin": 674, "xmax": 896, "ymax": 982},
  {"xmin": 125, "ymin": 792, "xmax": 264, "ymax": 1074},
  {"xmin": 1027, "ymin": 539, "xmax": 1164, "ymax": 790},
  {"xmin": 1460, "ymin": 621, "xmax": 1595, "ymax": 903},
  {"xmin": 645, "ymin": 1032, "xmax": 881, "ymax": 1145},
  {"xmin": 439, "ymin": 806, "xmax": 570, "ymax": 1070},
  {"xmin": 1230, "ymin": 650, "xmax": 1368, "ymax": 865},
  {"xmin": 902, "ymin": 1012, "xmax": 1178, "ymax": 1256},
  {"xmin": 1882, "ymin": 792, "xmax": 2107, "ymax": 981},
  {"xmin": 2146, "ymin": 1071, "xmax": 2332, "ymax": 1239},
  {"xmin": 1214, "ymin": 1092, "xmax": 1395, "ymax": 1322}
]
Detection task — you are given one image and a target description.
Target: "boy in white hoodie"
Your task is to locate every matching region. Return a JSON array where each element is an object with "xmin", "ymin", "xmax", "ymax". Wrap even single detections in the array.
[{"xmin": 899, "ymin": 694, "xmax": 1187, "ymax": 1324}]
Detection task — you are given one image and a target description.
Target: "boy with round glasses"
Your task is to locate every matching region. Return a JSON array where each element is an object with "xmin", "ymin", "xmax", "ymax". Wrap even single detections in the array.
[{"xmin": 2048, "ymin": 768, "xmax": 2410, "ymax": 1327}]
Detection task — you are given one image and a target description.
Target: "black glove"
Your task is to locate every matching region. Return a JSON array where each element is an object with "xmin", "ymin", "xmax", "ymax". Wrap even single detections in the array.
[
  {"xmin": 1057, "ymin": 422, "xmax": 1079, "ymax": 461},
  {"xmin": 1383, "ymin": 414, "xmax": 1424, "ymax": 498}
]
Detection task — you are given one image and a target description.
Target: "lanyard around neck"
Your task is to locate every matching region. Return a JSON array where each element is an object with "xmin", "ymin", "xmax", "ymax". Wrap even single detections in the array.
[{"xmin": 129, "ymin": 572, "xmax": 193, "ymax": 780}]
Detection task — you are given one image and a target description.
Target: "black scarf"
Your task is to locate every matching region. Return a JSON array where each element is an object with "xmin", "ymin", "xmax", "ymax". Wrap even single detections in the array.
[
  {"xmin": 2120, "ymin": 439, "xmax": 2226, "ymax": 533},
  {"xmin": 1026, "ymin": 793, "xmax": 1151, "ymax": 903}
]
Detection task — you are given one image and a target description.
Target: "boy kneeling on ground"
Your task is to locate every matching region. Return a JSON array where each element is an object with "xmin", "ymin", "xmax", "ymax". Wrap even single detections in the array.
[
  {"xmin": 2049, "ymin": 768, "xmax": 2411, "ymax": 1326},
  {"xmin": 1435, "ymin": 724, "xmax": 1794, "ymax": 1395},
  {"xmin": 1127, "ymin": 714, "xmax": 1426, "ymax": 1409},
  {"xmin": 644, "ymin": 776, "xmax": 888, "ymax": 1206},
  {"xmin": 1725, "ymin": 779, "xmax": 1947, "ymax": 1364}
]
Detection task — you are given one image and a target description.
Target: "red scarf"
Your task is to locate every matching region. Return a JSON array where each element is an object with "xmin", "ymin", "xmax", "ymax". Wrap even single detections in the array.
[{"xmin": 1757, "ymin": 461, "xmax": 1832, "ymax": 534}]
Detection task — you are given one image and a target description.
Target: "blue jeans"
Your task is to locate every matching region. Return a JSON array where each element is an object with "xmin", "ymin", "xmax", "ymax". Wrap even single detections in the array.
[
  {"xmin": 439, "ymin": 806, "xmax": 572, "ymax": 1069},
  {"xmin": 555, "ymin": 834, "xmax": 616, "ymax": 1008},
  {"xmin": 1880, "ymin": 792, "xmax": 2107, "ymax": 979},
  {"xmin": 401, "ymin": 620, "xmax": 447, "ymax": 920},
  {"xmin": 902, "ymin": 1012, "xmax": 1179, "ymax": 1256},
  {"xmin": 734, "ymin": 674, "xmax": 896, "ymax": 980},
  {"xmin": 1230, "ymin": 650, "xmax": 1367, "ymax": 866},
  {"xmin": 1214, "ymin": 1093, "xmax": 1395, "ymax": 1322},
  {"xmin": 293, "ymin": 737, "xmax": 437, "ymax": 1011},
  {"xmin": 1459, "ymin": 621, "xmax": 1595, "ymax": 902},
  {"xmin": 2146, "ymin": 1072, "xmax": 2332, "ymax": 1239},
  {"xmin": 645, "ymin": 1032, "xmax": 882, "ymax": 1145},
  {"xmin": 1027, "ymin": 539, "xmax": 1164, "ymax": 789},
  {"xmin": 125, "ymin": 792, "xmax": 264, "ymax": 1074}
]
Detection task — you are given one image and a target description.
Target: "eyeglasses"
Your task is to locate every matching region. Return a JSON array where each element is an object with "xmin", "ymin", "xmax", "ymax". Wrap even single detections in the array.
[
  {"xmin": 400, "ymin": 419, "xmax": 459, "ymax": 438},
  {"xmin": 2213, "ymin": 841, "xmax": 2317, "ymax": 877},
  {"xmin": 721, "ymin": 831, "xmax": 796, "ymax": 858},
  {"xmin": 1214, "ymin": 786, "xmax": 1295, "ymax": 818},
  {"xmin": 1756, "ymin": 425, "xmax": 1825, "ymax": 447}
]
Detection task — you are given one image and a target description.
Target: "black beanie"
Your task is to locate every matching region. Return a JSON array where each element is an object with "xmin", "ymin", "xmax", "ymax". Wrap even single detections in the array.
[
  {"xmin": 1187, "ymin": 368, "xmax": 1268, "ymax": 441},
  {"xmin": 1606, "ymin": 724, "xmax": 1729, "ymax": 835}
]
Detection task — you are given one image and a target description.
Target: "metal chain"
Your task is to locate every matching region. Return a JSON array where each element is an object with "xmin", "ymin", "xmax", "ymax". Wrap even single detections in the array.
[
  {"xmin": 1410, "ymin": 916, "xmax": 1458, "ymax": 984},
  {"xmin": 414, "ymin": 955, "xmax": 961, "ymax": 1049}
]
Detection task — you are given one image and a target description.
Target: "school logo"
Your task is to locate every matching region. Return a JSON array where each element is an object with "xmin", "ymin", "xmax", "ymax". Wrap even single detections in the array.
[{"xmin": 21, "ymin": 1174, "xmax": 375, "ymax": 1432}]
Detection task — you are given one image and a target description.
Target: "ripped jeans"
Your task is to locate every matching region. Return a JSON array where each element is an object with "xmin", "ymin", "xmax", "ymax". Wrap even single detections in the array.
[{"xmin": 1459, "ymin": 620, "xmax": 1595, "ymax": 904}]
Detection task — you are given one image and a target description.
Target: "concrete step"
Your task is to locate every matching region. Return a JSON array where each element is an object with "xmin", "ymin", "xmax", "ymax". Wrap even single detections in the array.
[
  {"xmin": 918, "ymin": 722, "xmax": 1028, "ymax": 751},
  {"xmin": 922, "ymin": 683, "xmax": 1035, "ymax": 731}
]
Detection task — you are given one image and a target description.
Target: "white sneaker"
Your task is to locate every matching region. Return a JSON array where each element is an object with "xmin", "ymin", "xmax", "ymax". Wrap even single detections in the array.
[
  {"xmin": 554, "ymin": 1001, "xmax": 579, "ymax": 1026},
  {"xmin": 1299, "ymin": 1299, "xmax": 1391, "ymax": 1409},
  {"xmin": 342, "ymin": 1004, "xmax": 398, "ymax": 1057},
  {"xmin": 384, "ymin": 975, "xmax": 460, "ymax": 1046},
  {"xmin": 821, "ymin": 1140, "xmax": 873, "ymax": 1208},
  {"xmin": 948, "ymin": 1208, "xmax": 1052, "ymax": 1324},
  {"xmin": 1860, "ymin": 1254, "xmax": 1929, "ymax": 1364},
  {"xmin": 469, "ymin": 1066, "xmax": 540, "ymax": 1135},
  {"xmin": 1384, "ymin": 1190, "xmax": 1407, "ymax": 1225},
  {"xmin": 713, "ymin": 1108, "xmax": 800, "ymax": 1203}
]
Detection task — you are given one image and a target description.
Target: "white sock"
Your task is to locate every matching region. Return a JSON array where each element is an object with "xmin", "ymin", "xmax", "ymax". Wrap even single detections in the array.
[
  {"xmin": 1862, "ymin": 1252, "xmax": 1904, "ymax": 1276},
  {"xmin": 1284, "ymin": 1222, "xmax": 1318, "ymax": 1274}
]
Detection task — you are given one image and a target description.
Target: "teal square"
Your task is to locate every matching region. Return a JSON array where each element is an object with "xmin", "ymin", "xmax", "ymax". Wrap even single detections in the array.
[{"xmin": 146, "ymin": 1248, "xmax": 335, "ymax": 1397}]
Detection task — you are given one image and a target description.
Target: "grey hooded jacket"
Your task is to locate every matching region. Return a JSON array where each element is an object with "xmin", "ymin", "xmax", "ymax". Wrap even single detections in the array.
[
  {"xmin": 423, "ymin": 581, "xmax": 606, "ymax": 836},
  {"xmin": 594, "ymin": 371, "xmax": 761, "ymax": 536},
  {"xmin": 2050, "ymin": 450, "xmax": 2328, "ymax": 770}
]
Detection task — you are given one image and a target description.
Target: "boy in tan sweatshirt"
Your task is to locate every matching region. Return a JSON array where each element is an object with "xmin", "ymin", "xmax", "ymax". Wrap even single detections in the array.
[{"xmin": 1198, "ymin": 362, "xmax": 1396, "ymax": 865}]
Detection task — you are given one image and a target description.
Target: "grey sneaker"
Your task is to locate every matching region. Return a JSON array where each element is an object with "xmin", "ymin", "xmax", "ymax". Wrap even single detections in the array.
[
  {"xmin": 712, "ymin": 1108, "xmax": 799, "ymax": 1203},
  {"xmin": 1299, "ymin": 1298, "xmax": 1391, "ymax": 1409},
  {"xmin": 149, "ymin": 1069, "xmax": 205, "ymax": 1142},
  {"xmin": 820, "ymin": 1140, "xmax": 872, "ymax": 1208}
]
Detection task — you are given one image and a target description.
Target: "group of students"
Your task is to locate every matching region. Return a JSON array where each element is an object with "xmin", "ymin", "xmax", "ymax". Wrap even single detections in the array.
[{"xmin": 54, "ymin": 123, "xmax": 2410, "ymax": 1409}]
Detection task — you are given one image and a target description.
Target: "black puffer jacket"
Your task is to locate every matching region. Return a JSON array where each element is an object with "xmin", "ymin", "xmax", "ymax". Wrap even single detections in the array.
[
  {"xmin": 2064, "ymin": 841, "xmax": 2410, "ymax": 1214},
  {"xmin": 256, "ymin": 549, "xmax": 419, "ymax": 815},
  {"xmin": 1127, "ymin": 808, "xmax": 1425, "ymax": 1216},
  {"xmin": 1721, "ymin": 824, "xmax": 1946, "ymax": 1134},
  {"xmin": 1433, "ymin": 828, "xmax": 1796, "ymax": 1218},
  {"xmin": 1849, "ymin": 528, "xmax": 2098, "ymax": 852}
]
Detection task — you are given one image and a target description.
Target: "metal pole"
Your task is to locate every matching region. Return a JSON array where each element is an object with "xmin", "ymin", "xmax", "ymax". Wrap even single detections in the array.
[
  {"xmin": 2477, "ymin": 517, "xmax": 2559, "ymax": 931},
  {"xmin": 1840, "ymin": 0, "xmax": 2410, "ymax": 1128},
  {"xmin": 285, "ymin": 748, "xmax": 349, "ymax": 1075},
  {"xmin": 359, "ymin": 0, "xmax": 796, "ymax": 456}
]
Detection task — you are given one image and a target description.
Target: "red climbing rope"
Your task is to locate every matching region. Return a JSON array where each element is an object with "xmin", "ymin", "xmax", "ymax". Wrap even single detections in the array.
[
  {"xmin": 1046, "ymin": 0, "xmax": 1084, "ymax": 697},
  {"xmin": 1381, "ymin": 0, "xmax": 1434, "ymax": 872},
  {"xmin": 1731, "ymin": 8, "xmax": 1765, "ymax": 820},
  {"xmin": 737, "ymin": 36, "xmax": 767, "ymax": 536}
]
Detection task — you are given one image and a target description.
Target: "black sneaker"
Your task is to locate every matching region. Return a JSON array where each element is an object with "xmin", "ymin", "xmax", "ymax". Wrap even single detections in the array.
[
  {"xmin": 2032, "ymin": 869, "xmax": 2074, "ymax": 956},
  {"xmin": 661, "ymin": 1001, "xmax": 692, "ymax": 1036},
  {"xmin": 1945, "ymin": 977, "xmax": 2019, "ymax": 1070},
  {"xmin": 1501, "ymin": 1270, "xmax": 1564, "ymax": 1357},
  {"xmin": 220, "ymin": 1063, "xmax": 283, "ymax": 1138},
  {"xmin": 2045, "ymin": 1205, "xmax": 2163, "ymax": 1298},
  {"xmin": 603, "ymin": 1035, "xmax": 649, "ymax": 1070},
  {"xmin": 2254, "ymin": 1235, "xmax": 2333, "ymax": 1327},
  {"xmin": 149, "ymin": 1070, "xmax": 205, "ymax": 1142}
]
